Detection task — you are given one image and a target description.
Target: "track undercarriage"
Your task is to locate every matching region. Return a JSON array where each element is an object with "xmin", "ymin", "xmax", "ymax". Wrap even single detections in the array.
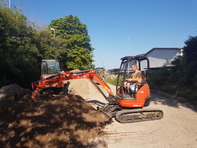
[{"xmin": 100, "ymin": 104, "xmax": 164, "ymax": 123}]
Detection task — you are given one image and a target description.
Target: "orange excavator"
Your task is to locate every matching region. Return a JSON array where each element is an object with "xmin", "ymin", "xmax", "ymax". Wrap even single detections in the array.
[{"xmin": 31, "ymin": 56, "xmax": 163, "ymax": 123}]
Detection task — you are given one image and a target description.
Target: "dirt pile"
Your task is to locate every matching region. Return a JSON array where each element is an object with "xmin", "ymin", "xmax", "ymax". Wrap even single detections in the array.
[
  {"xmin": 64, "ymin": 79, "xmax": 100, "ymax": 96},
  {"xmin": 64, "ymin": 79, "xmax": 109, "ymax": 108},
  {"xmin": 0, "ymin": 84, "xmax": 31, "ymax": 102},
  {"xmin": 0, "ymin": 85, "xmax": 110, "ymax": 147}
]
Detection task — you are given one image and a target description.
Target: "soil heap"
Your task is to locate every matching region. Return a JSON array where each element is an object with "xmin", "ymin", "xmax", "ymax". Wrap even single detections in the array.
[{"xmin": 0, "ymin": 84, "xmax": 110, "ymax": 147}]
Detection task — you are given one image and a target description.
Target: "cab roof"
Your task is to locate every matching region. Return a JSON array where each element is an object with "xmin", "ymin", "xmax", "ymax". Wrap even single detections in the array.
[{"xmin": 121, "ymin": 55, "xmax": 148, "ymax": 61}]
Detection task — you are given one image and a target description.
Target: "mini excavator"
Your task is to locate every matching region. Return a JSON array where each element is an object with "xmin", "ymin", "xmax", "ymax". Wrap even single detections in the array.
[{"xmin": 31, "ymin": 56, "xmax": 163, "ymax": 123}]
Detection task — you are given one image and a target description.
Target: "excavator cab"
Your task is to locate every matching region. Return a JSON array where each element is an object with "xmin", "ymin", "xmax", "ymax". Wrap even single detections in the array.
[
  {"xmin": 41, "ymin": 59, "xmax": 60, "ymax": 80},
  {"xmin": 116, "ymin": 55, "xmax": 151, "ymax": 108},
  {"xmin": 102, "ymin": 55, "xmax": 163, "ymax": 123}
]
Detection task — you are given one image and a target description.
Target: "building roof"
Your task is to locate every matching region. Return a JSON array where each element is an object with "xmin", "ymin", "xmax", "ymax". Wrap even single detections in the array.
[{"xmin": 145, "ymin": 48, "xmax": 180, "ymax": 56}]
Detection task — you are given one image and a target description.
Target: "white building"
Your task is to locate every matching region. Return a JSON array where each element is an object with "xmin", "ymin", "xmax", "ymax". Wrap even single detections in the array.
[{"xmin": 140, "ymin": 48, "xmax": 183, "ymax": 71}]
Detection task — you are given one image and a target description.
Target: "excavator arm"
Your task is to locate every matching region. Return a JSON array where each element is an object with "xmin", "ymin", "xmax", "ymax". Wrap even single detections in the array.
[{"xmin": 31, "ymin": 69, "xmax": 114, "ymax": 100}]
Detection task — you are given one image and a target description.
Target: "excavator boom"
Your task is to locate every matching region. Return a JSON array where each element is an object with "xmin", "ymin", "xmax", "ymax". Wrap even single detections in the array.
[{"xmin": 31, "ymin": 69, "xmax": 113, "ymax": 99}]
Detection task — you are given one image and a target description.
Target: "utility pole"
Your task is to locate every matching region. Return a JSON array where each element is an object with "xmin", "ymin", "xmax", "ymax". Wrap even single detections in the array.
[
  {"xmin": 127, "ymin": 38, "xmax": 131, "ymax": 72},
  {"xmin": 8, "ymin": 0, "xmax": 11, "ymax": 8}
]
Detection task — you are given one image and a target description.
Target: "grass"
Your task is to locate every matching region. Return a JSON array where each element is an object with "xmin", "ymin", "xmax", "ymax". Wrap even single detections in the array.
[{"xmin": 105, "ymin": 77, "xmax": 117, "ymax": 85}]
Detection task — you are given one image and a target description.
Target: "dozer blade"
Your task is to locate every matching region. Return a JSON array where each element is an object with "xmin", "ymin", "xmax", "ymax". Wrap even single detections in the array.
[
  {"xmin": 115, "ymin": 108, "xmax": 164, "ymax": 123},
  {"xmin": 98, "ymin": 104, "xmax": 120, "ymax": 118}
]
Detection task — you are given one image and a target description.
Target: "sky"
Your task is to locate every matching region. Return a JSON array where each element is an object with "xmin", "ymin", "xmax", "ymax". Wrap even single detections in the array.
[{"xmin": 11, "ymin": 0, "xmax": 197, "ymax": 69}]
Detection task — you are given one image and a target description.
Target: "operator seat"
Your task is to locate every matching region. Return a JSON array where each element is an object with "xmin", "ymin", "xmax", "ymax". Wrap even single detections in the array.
[{"xmin": 130, "ymin": 83, "xmax": 139, "ymax": 94}]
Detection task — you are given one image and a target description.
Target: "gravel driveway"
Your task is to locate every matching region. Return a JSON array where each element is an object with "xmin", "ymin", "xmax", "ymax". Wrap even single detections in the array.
[
  {"xmin": 103, "ymin": 92, "xmax": 197, "ymax": 148},
  {"xmin": 67, "ymin": 79, "xmax": 197, "ymax": 148}
]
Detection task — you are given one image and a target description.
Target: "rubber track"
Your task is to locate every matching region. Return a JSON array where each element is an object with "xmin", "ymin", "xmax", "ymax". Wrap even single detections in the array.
[{"xmin": 115, "ymin": 108, "xmax": 164, "ymax": 123}]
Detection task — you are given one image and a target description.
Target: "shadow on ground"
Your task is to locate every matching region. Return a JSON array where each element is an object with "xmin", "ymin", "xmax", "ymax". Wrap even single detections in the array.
[
  {"xmin": 151, "ymin": 92, "xmax": 197, "ymax": 112},
  {"xmin": 0, "ymin": 93, "xmax": 110, "ymax": 147}
]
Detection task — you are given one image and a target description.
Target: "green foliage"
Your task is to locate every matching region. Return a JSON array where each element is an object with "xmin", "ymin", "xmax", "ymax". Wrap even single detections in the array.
[
  {"xmin": 105, "ymin": 77, "xmax": 118, "ymax": 86},
  {"xmin": 0, "ymin": 6, "xmax": 40, "ymax": 87},
  {"xmin": 32, "ymin": 29, "xmax": 66, "ymax": 59},
  {"xmin": 183, "ymin": 36, "xmax": 197, "ymax": 87},
  {"xmin": 0, "ymin": 2, "xmax": 95, "ymax": 88},
  {"xmin": 148, "ymin": 67, "xmax": 169, "ymax": 87},
  {"xmin": 0, "ymin": 0, "xmax": 7, "ymax": 7},
  {"xmin": 49, "ymin": 15, "xmax": 94, "ymax": 70}
]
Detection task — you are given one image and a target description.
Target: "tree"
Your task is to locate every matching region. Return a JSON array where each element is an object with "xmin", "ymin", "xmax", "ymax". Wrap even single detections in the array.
[
  {"xmin": 32, "ymin": 29, "xmax": 66, "ymax": 59},
  {"xmin": 183, "ymin": 35, "xmax": 197, "ymax": 87},
  {"xmin": 0, "ymin": 6, "xmax": 40, "ymax": 87},
  {"xmin": 0, "ymin": 0, "xmax": 6, "ymax": 7},
  {"xmin": 49, "ymin": 15, "xmax": 94, "ymax": 70},
  {"xmin": 0, "ymin": 4, "xmax": 95, "ymax": 88}
]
